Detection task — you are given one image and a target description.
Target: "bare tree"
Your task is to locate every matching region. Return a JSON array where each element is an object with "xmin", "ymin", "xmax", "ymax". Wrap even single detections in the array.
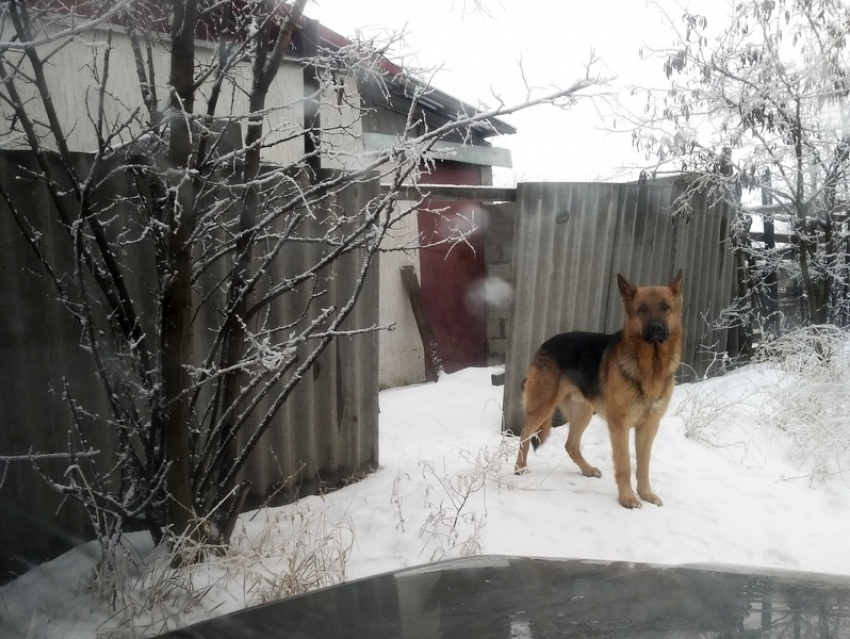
[
  {"xmin": 0, "ymin": 0, "xmax": 603, "ymax": 574},
  {"xmin": 624, "ymin": 0, "xmax": 850, "ymax": 343}
]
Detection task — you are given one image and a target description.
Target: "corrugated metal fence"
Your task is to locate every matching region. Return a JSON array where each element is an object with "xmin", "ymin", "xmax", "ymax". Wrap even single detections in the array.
[
  {"xmin": 0, "ymin": 152, "xmax": 379, "ymax": 577},
  {"xmin": 503, "ymin": 179, "xmax": 735, "ymax": 434}
]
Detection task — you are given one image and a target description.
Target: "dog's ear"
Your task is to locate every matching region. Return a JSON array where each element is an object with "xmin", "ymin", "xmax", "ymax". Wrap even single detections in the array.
[
  {"xmin": 617, "ymin": 273, "xmax": 637, "ymax": 302},
  {"xmin": 668, "ymin": 269, "xmax": 684, "ymax": 298}
]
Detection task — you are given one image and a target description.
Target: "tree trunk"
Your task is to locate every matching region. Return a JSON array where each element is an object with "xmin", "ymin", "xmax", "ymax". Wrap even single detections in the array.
[
  {"xmin": 760, "ymin": 170, "xmax": 779, "ymax": 336},
  {"xmin": 160, "ymin": 0, "xmax": 200, "ymax": 541},
  {"xmin": 212, "ymin": 0, "xmax": 308, "ymax": 541}
]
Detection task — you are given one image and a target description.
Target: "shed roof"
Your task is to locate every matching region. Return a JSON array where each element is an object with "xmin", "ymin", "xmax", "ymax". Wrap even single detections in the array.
[{"xmin": 316, "ymin": 23, "xmax": 516, "ymax": 139}]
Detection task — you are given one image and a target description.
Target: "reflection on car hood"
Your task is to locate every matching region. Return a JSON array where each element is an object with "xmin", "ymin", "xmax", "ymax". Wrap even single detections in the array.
[{"xmin": 155, "ymin": 555, "xmax": 850, "ymax": 638}]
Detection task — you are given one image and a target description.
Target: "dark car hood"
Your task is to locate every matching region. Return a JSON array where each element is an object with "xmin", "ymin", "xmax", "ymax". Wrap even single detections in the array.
[{"xmin": 155, "ymin": 555, "xmax": 850, "ymax": 638}]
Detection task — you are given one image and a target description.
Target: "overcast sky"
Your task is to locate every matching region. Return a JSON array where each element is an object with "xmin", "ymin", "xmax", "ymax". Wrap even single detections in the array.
[{"xmin": 307, "ymin": 0, "xmax": 725, "ymax": 184}]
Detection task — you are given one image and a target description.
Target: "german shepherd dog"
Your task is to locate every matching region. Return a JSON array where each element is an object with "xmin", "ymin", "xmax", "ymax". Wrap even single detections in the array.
[{"xmin": 514, "ymin": 271, "xmax": 684, "ymax": 508}]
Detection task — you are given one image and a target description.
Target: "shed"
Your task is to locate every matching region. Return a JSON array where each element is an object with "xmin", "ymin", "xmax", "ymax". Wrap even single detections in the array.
[{"xmin": 316, "ymin": 24, "xmax": 518, "ymax": 387}]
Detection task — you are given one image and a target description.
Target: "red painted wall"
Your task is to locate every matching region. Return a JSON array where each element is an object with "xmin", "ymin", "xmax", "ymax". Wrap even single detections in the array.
[{"xmin": 417, "ymin": 163, "xmax": 488, "ymax": 373}]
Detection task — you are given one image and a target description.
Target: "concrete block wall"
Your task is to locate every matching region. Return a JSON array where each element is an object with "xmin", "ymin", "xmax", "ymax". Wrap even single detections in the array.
[{"xmin": 482, "ymin": 201, "xmax": 517, "ymax": 365}]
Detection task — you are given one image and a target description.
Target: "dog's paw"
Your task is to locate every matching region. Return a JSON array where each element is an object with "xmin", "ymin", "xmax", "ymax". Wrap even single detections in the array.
[
  {"xmin": 638, "ymin": 490, "xmax": 663, "ymax": 506},
  {"xmin": 618, "ymin": 491, "xmax": 643, "ymax": 509},
  {"xmin": 514, "ymin": 466, "xmax": 529, "ymax": 476},
  {"xmin": 581, "ymin": 466, "xmax": 602, "ymax": 478}
]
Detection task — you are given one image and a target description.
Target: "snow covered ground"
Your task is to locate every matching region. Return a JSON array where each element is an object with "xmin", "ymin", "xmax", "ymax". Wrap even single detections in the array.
[{"xmin": 2, "ymin": 358, "xmax": 849, "ymax": 638}]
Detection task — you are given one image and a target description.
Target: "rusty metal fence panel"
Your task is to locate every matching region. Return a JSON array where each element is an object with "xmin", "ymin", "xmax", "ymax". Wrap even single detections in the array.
[
  {"xmin": 503, "ymin": 180, "xmax": 735, "ymax": 434},
  {"xmin": 0, "ymin": 152, "xmax": 379, "ymax": 576}
]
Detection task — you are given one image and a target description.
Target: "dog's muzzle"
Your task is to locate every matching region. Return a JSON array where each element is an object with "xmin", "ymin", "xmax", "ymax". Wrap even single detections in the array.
[{"xmin": 643, "ymin": 320, "xmax": 669, "ymax": 344}]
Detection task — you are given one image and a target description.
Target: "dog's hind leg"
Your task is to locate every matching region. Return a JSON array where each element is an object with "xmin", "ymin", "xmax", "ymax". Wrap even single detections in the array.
[
  {"xmin": 514, "ymin": 403, "xmax": 557, "ymax": 473},
  {"xmin": 514, "ymin": 357, "xmax": 560, "ymax": 473},
  {"xmin": 563, "ymin": 398, "xmax": 601, "ymax": 478}
]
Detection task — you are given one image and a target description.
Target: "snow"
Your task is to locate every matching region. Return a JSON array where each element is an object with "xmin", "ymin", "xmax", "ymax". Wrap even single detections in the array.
[{"xmin": 2, "ymin": 364, "xmax": 849, "ymax": 638}]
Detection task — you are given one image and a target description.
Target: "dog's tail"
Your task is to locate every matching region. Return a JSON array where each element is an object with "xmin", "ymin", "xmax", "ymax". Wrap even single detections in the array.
[
  {"xmin": 531, "ymin": 432, "xmax": 542, "ymax": 450},
  {"xmin": 530, "ymin": 422, "xmax": 552, "ymax": 451}
]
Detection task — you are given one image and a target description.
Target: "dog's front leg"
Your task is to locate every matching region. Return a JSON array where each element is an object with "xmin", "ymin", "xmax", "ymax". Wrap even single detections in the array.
[
  {"xmin": 635, "ymin": 414, "xmax": 663, "ymax": 506},
  {"xmin": 608, "ymin": 420, "xmax": 641, "ymax": 508}
]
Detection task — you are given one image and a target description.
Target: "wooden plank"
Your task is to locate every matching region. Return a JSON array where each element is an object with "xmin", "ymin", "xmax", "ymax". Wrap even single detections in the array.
[
  {"xmin": 751, "ymin": 232, "xmax": 792, "ymax": 244},
  {"xmin": 399, "ymin": 265, "xmax": 442, "ymax": 382},
  {"xmin": 380, "ymin": 183, "xmax": 517, "ymax": 202}
]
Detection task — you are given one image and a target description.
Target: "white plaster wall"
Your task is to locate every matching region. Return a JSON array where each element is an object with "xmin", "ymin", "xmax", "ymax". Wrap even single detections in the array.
[
  {"xmin": 0, "ymin": 20, "xmax": 304, "ymax": 167},
  {"xmin": 378, "ymin": 201, "xmax": 426, "ymax": 389},
  {"xmin": 318, "ymin": 71, "xmax": 365, "ymax": 170}
]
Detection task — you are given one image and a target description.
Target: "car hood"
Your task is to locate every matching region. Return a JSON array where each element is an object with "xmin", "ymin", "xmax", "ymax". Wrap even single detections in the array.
[{"xmin": 155, "ymin": 555, "xmax": 850, "ymax": 638}]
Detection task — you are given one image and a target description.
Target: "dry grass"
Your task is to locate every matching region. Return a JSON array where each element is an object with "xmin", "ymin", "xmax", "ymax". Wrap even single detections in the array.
[
  {"xmin": 400, "ymin": 436, "xmax": 515, "ymax": 562},
  {"xmin": 677, "ymin": 325, "xmax": 850, "ymax": 486},
  {"xmin": 91, "ymin": 502, "xmax": 354, "ymax": 638},
  {"xmin": 752, "ymin": 325, "xmax": 850, "ymax": 486}
]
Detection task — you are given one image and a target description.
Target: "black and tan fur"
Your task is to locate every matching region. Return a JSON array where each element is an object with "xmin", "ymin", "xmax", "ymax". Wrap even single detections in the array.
[{"xmin": 514, "ymin": 271, "xmax": 684, "ymax": 508}]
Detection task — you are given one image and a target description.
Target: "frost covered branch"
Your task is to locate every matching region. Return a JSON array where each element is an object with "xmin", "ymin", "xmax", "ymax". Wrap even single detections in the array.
[{"xmin": 0, "ymin": 0, "xmax": 606, "ymax": 590}]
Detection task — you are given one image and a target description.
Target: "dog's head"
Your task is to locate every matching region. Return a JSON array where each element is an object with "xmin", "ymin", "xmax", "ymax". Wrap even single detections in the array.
[{"xmin": 617, "ymin": 270, "xmax": 684, "ymax": 345}]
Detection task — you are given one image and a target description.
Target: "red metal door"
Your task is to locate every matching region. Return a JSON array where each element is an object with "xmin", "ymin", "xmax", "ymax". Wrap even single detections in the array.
[{"xmin": 417, "ymin": 163, "xmax": 488, "ymax": 373}]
